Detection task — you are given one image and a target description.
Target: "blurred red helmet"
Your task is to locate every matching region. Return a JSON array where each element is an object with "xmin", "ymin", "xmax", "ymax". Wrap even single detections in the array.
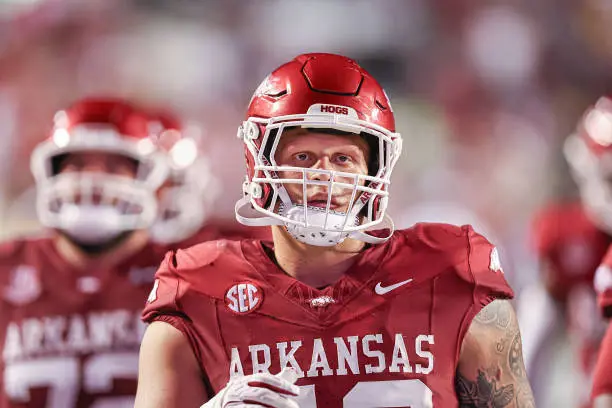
[
  {"xmin": 565, "ymin": 96, "xmax": 612, "ymax": 232},
  {"xmin": 147, "ymin": 110, "xmax": 218, "ymax": 244},
  {"xmin": 235, "ymin": 53, "xmax": 402, "ymax": 246},
  {"xmin": 30, "ymin": 97, "xmax": 168, "ymax": 244}
]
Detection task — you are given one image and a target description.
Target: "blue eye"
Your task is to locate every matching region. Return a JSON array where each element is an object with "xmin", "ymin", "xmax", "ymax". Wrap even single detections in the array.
[{"xmin": 295, "ymin": 153, "xmax": 309, "ymax": 161}]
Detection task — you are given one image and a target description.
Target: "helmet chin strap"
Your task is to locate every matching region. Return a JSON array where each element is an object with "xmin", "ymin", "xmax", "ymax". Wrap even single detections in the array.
[
  {"xmin": 234, "ymin": 196, "xmax": 395, "ymax": 246},
  {"xmin": 235, "ymin": 196, "xmax": 284, "ymax": 227},
  {"xmin": 349, "ymin": 216, "xmax": 394, "ymax": 244}
]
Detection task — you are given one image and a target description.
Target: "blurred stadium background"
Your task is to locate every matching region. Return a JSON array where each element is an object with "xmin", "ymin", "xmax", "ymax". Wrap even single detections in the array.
[{"xmin": 0, "ymin": 0, "xmax": 610, "ymax": 406}]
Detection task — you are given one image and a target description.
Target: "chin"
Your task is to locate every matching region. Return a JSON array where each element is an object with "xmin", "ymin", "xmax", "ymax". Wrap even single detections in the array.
[{"xmin": 59, "ymin": 230, "xmax": 137, "ymax": 255}]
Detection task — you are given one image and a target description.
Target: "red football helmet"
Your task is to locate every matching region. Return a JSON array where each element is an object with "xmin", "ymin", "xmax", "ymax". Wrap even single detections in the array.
[
  {"xmin": 30, "ymin": 97, "xmax": 168, "ymax": 244},
  {"xmin": 235, "ymin": 53, "xmax": 402, "ymax": 246},
  {"xmin": 148, "ymin": 111, "xmax": 218, "ymax": 244},
  {"xmin": 565, "ymin": 96, "xmax": 612, "ymax": 232}
]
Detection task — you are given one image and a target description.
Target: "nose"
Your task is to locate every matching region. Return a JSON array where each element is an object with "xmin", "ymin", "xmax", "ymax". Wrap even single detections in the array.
[
  {"xmin": 81, "ymin": 158, "xmax": 107, "ymax": 174},
  {"xmin": 82, "ymin": 164, "xmax": 105, "ymax": 174},
  {"xmin": 309, "ymin": 157, "xmax": 332, "ymax": 182}
]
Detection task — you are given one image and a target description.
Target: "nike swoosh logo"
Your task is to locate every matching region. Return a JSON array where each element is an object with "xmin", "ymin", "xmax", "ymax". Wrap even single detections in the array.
[{"xmin": 374, "ymin": 279, "xmax": 413, "ymax": 295}]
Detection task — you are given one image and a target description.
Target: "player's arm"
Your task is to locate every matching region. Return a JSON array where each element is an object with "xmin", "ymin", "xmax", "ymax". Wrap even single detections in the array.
[
  {"xmin": 592, "ymin": 322, "xmax": 612, "ymax": 408},
  {"xmin": 595, "ymin": 396, "xmax": 612, "ymax": 408},
  {"xmin": 455, "ymin": 299, "xmax": 536, "ymax": 408},
  {"xmin": 135, "ymin": 321, "xmax": 300, "ymax": 408},
  {"xmin": 135, "ymin": 321, "xmax": 207, "ymax": 408}
]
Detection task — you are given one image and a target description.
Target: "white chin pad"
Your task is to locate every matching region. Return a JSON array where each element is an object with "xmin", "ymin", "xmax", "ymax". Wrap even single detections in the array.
[
  {"xmin": 58, "ymin": 204, "xmax": 128, "ymax": 244},
  {"xmin": 279, "ymin": 204, "xmax": 358, "ymax": 247}
]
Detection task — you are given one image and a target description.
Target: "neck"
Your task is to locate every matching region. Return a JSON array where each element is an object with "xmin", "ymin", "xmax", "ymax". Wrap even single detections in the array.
[
  {"xmin": 54, "ymin": 230, "xmax": 149, "ymax": 271},
  {"xmin": 271, "ymin": 226, "xmax": 365, "ymax": 288}
]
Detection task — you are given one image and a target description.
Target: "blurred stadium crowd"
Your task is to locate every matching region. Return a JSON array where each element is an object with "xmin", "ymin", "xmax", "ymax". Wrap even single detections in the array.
[{"xmin": 2, "ymin": 0, "xmax": 612, "ymax": 406}]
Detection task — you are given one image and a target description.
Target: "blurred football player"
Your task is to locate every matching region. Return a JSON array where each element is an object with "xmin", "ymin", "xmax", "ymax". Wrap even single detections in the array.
[
  {"xmin": 520, "ymin": 96, "xmax": 612, "ymax": 406},
  {"xmin": 135, "ymin": 53, "xmax": 535, "ymax": 407},
  {"xmin": 148, "ymin": 111, "xmax": 270, "ymax": 248},
  {"xmin": 0, "ymin": 97, "xmax": 170, "ymax": 408},
  {"xmin": 592, "ymin": 323, "xmax": 612, "ymax": 408},
  {"xmin": 591, "ymin": 245, "xmax": 612, "ymax": 407},
  {"xmin": 594, "ymin": 244, "xmax": 612, "ymax": 320}
]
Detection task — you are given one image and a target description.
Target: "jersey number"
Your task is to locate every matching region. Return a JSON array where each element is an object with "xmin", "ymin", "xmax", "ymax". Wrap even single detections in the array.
[
  {"xmin": 4, "ymin": 352, "xmax": 138, "ymax": 408},
  {"xmin": 297, "ymin": 379, "xmax": 433, "ymax": 408}
]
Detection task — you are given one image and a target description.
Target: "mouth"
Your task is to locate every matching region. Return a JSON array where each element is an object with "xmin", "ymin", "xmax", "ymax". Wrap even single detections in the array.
[
  {"xmin": 162, "ymin": 208, "xmax": 180, "ymax": 220},
  {"xmin": 306, "ymin": 198, "xmax": 340, "ymax": 210}
]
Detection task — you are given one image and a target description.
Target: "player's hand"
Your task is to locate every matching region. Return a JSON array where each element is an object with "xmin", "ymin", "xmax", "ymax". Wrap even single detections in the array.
[{"xmin": 200, "ymin": 368, "xmax": 300, "ymax": 408}]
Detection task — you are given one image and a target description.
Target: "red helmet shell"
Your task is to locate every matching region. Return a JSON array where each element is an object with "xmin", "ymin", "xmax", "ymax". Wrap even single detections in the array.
[
  {"xmin": 55, "ymin": 97, "xmax": 152, "ymax": 141},
  {"xmin": 32, "ymin": 97, "xmax": 167, "ymax": 185},
  {"xmin": 247, "ymin": 53, "xmax": 395, "ymax": 132}
]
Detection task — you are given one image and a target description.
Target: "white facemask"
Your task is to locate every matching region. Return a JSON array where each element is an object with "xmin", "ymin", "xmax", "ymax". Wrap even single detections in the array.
[
  {"xmin": 236, "ymin": 111, "xmax": 402, "ymax": 247},
  {"xmin": 57, "ymin": 204, "xmax": 129, "ymax": 244},
  {"xmin": 36, "ymin": 173, "xmax": 159, "ymax": 245}
]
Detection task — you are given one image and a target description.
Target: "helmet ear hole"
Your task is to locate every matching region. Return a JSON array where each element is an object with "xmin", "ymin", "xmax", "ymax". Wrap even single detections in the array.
[
  {"xmin": 243, "ymin": 125, "xmax": 276, "ymax": 210},
  {"xmin": 261, "ymin": 128, "xmax": 279, "ymax": 163}
]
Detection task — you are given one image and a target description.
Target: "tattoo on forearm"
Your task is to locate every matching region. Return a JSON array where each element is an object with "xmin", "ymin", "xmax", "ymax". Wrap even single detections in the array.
[
  {"xmin": 509, "ymin": 333, "xmax": 524, "ymax": 378},
  {"xmin": 456, "ymin": 300, "xmax": 536, "ymax": 408},
  {"xmin": 455, "ymin": 369, "xmax": 515, "ymax": 407}
]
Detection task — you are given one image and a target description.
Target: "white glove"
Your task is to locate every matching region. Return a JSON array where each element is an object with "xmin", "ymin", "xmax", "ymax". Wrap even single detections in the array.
[{"xmin": 201, "ymin": 368, "xmax": 300, "ymax": 408}]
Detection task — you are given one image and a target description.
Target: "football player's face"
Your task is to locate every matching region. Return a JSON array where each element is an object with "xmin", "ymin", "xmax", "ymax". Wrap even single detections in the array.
[
  {"xmin": 56, "ymin": 152, "xmax": 140, "ymax": 206},
  {"xmin": 275, "ymin": 129, "xmax": 370, "ymax": 212},
  {"xmin": 58, "ymin": 152, "xmax": 138, "ymax": 178}
]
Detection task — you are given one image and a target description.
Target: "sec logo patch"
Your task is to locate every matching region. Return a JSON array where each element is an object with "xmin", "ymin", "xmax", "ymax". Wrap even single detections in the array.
[{"xmin": 225, "ymin": 282, "xmax": 263, "ymax": 314}]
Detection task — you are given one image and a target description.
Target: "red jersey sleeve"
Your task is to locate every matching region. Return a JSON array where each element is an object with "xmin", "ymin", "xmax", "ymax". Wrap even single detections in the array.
[
  {"xmin": 458, "ymin": 225, "xmax": 515, "ymax": 305},
  {"xmin": 592, "ymin": 323, "xmax": 612, "ymax": 399},
  {"xmin": 595, "ymin": 245, "xmax": 612, "ymax": 318},
  {"xmin": 141, "ymin": 250, "xmax": 204, "ymax": 362},
  {"xmin": 142, "ymin": 251, "xmax": 183, "ymax": 320},
  {"xmin": 435, "ymin": 224, "xmax": 515, "ymax": 361},
  {"xmin": 141, "ymin": 242, "xmax": 230, "ymax": 380}
]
